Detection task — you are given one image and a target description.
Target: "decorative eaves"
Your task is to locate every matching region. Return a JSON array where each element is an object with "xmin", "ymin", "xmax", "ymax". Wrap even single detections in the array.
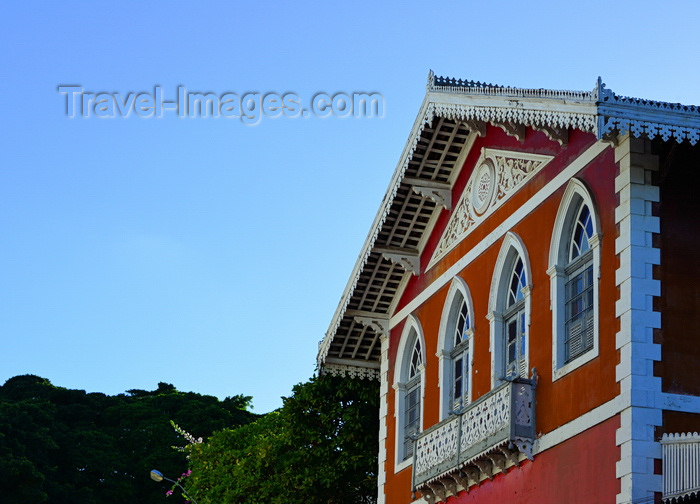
[
  {"xmin": 425, "ymin": 70, "xmax": 598, "ymax": 133},
  {"xmin": 316, "ymin": 114, "xmax": 471, "ymax": 371}
]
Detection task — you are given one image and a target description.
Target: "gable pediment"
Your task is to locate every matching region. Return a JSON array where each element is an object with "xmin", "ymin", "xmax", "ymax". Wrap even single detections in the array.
[{"xmin": 427, "ymin": 148, "xmax": 554, "ymax": 269}]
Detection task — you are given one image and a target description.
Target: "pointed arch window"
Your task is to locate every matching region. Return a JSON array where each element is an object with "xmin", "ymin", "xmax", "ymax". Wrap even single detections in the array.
[
  {"xmin": 450, "ymin": 300, "xmax": 470, "ymax": 411},
  {"xmin": 570, "ymin": 205, "xmax": 593, "ymax": 260},
  {"xmin": 404, "ymin": 338, "xmax": 422, "ymax": 460},
  {"xmin": 488, "ymin": 233, "xmax": 532, "ymax": 387},
  {"xmin": 505, "ymin": 257, "xmax": 527, "ymax": 379},
  {"xmin": 437, "ymin": 277, "xmax": 475, "ymax": 419},
  {"xmin": 393, "ymin": 317, "xmax": 425, "ymax": 470},
  {"xmin": 549, "ymin": 179, "xmax": 601, "ymax": 379},
  {"xmin": 565, "ymin": 204, "xmax": 595, "ymax": 362}
]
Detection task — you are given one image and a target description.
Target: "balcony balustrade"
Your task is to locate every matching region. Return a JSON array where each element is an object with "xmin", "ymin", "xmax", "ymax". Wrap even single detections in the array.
[
  {"xmin": 412, "ymin": 379, "xmax": 536, "ymax": 503},
  {"xmin": 661, "ymin": 432, "xmax": 700, "ymax": 502}
]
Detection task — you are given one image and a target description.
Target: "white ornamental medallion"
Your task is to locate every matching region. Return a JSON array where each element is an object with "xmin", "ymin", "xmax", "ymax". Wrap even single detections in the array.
[{"xmin": 472, "ymin": 160, "xmax": 495, "ymax": 215}]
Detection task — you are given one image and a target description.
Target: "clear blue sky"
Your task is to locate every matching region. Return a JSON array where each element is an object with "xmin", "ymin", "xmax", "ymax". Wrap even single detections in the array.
[{"xmin": 1, "ymin": 1, "xmax": 697, "ymax": 413}]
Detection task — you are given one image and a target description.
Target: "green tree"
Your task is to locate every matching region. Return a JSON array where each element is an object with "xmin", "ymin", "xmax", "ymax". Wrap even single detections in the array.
[
  {"xmin": 0, "ymin": 375, "xmax": 257, "ymax": 504},
  {"xmin": 186, "ymin": 374, "xmax": 379, "ymax": 504},
  {"xmin": 0, "ymin": 398, "xmax": 57, "ymax": 503}
]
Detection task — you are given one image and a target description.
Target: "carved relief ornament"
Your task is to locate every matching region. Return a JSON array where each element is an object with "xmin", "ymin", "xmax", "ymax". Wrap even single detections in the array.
[{"xmin": 428, "ymin": 149, "xmax": 554, "ymax": 269}]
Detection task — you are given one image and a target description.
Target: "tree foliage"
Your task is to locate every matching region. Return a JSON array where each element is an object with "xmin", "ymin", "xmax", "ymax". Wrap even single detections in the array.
[
  {"xmin": 186, "ymin": 374, "xmax": 379, "ymax": 504},
  {"xmin": 0, "ymin": 373, "xmax": 379, "ymax": 504},
  {"xmin": 0, "ymin": 375, "xmax": 257, "ymax": 504}
]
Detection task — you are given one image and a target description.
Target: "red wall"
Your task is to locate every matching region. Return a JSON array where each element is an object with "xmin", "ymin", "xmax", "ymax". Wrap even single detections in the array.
[{"xmin": 437, "ymin": 416, "xmax": 621, "ymax": 504}]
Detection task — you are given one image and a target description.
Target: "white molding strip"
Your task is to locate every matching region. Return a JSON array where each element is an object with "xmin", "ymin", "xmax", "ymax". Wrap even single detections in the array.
[
  {"xmin": 377, "ymin": 333, "xmax": 390, "ymax": 504},
  {"xmin": 522, "ymin": 391, "xmax": 700, "ymax": 461},
  {"xmin": 536, "ymin": 393, "xmax": 627, "ymax": 453},
  {"xmin": 502, "ymin": 390, "xmax": 700, "ymax": 460}
]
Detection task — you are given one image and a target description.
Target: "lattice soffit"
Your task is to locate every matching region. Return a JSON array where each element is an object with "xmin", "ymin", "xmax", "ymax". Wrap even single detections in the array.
[
  {"xmin": 320, "ymin": 73, "xmax": 596, "ymax": 368},
  {"xmin": 317, "ymin": 104, "xmax": 473, "ymax": 369}
]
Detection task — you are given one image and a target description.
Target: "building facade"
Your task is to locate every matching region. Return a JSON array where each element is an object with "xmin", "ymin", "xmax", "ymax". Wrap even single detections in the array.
[{"xmin": 317, "ymin": 73, "xmax": 700, "ymax": 504}]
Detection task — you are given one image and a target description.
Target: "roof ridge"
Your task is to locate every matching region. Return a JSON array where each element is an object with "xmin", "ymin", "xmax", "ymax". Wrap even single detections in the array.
[{"xmin": 427, "ymin": 70, "xmax": 595, "ymax": 101}]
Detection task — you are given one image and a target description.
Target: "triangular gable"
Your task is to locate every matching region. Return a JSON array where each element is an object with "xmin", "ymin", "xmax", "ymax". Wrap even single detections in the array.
[{"xmin": 427, "ymin": 148, "xmax": 554, "ymax": 270}]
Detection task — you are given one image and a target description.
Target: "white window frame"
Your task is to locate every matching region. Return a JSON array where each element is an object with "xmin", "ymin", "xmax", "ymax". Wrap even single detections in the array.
[
  {"xmin": 437, "ymin": 277, "xmax": 475, "ymax": 420},
  {"xmin": 487, "ymin": 232, "xmax": 532, "ymax": 388},
  {"xmin": 393, "ymin": 314, "xmax": 426, "ymax": 472},
  {"xmin": 548, "ymin": 179, "xmax": 601, "ymax": 380}
]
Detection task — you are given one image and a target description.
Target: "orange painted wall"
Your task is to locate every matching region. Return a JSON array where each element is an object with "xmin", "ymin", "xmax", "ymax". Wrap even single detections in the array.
[{"xmin": 383, "ymin": 126, "xmax": 622, "ymax": 501}]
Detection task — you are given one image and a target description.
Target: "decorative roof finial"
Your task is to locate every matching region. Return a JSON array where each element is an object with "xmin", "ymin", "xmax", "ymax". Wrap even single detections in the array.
[
  {"xmin": 595, "ymin": 77, "xmax": 613, "ymax": 103},
  {"xmin": 427, "ymin": 70, "xmax": 435, "ymax": 91}
]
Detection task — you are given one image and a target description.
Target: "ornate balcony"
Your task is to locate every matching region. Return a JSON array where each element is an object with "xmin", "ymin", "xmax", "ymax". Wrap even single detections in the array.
[{"xmin": 412, "ymin": 379, "xmax": 536, "ymax": 503}]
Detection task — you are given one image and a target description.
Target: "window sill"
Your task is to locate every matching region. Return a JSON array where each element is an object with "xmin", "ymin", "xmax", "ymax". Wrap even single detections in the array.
[
  {"xmin": 394, "ymin": 457, "xmax": 412, "ymax": 474},
  {"xmin": 552, "ymin": 348, "xmax": 598, "ymax": 381}
]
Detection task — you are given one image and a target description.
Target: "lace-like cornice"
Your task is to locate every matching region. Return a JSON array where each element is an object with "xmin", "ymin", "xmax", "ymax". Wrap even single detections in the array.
[
  {"xmin": 427, "ymin": 102, "xmax": 596, "ymax": 131},
  {"xmin": 596, "ymin": 77, "xmax": 700, "ymax": 145},
  {"xmin": 428, "ymin": 71, "xmax": 700, "ymax": 145},
  {"xmin": 321, "ymin": 363, "xmax": 380, "ymax": 380}
]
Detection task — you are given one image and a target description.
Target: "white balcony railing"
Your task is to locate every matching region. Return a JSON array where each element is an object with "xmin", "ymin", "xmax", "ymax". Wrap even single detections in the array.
[
  {"xmin": 661, "ymin": 432, "xmax": 700, "ymax": 502},
  {"xmin": 412, "ymin": 380, "xmax": 535, "ymax": 501}
]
